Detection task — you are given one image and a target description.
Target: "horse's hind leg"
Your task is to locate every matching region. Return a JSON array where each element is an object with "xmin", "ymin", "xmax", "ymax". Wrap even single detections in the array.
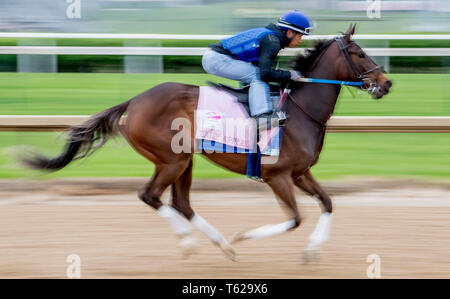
[
  {"xmin": 139, "ymin": 161, "xmax": 194, "ymax": 240},
  {"xmin": 170, "ymin": 159, "xmax": 195, "ymax": 219},
  {"xmin": 170, "ymin": 159, "xmax": 235, "ymax": 260},
  {"xmin": 232, "ymin": 173, "xmax": 301, "ymax": 243},
  {"xmin": 294, "ymin": 170, "xmax": 333, "ymax": 261}
]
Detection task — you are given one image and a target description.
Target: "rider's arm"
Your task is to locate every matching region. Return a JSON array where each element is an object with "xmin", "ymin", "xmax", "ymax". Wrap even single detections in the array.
[{"xmin": 257, "ymin": 34, "xmax": 291, "ymax": 83}]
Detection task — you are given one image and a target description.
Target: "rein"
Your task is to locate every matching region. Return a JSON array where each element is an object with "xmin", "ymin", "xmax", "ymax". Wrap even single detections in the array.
[
  {"xmin": 288, "ymin": 92, "xmax": 328, "ymax": 128},
  {"xmin": 298, "ymin": 36, "xmax": 382, "ymax": 87},
  {"xmin": 297, "ymin": 77, "xmax": 363, "ymax": 86}
]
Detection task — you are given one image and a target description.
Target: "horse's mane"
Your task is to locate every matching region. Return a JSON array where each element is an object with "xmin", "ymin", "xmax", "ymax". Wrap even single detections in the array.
[{"xmin": 292, "ymin": 38, "xmax": 336, "ymax": 74}]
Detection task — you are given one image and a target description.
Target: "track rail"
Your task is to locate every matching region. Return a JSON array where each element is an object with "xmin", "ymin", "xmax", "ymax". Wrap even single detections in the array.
[
  {"xmin": 0, "ymin": 46, "xmax": 448, "ymax": 57},
  {"xmin": 1, "ymin": 116, "xmax": 449, "ymax": 133}
]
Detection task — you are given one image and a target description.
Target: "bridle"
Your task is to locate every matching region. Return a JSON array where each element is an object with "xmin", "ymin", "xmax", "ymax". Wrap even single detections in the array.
[
  {"xmin": 334, "ymin": 36, "xmax": 383, "ymax": 95},
  {"xmin": 287, "ymin": 35, "xmax": 384, "ymax": 128}
]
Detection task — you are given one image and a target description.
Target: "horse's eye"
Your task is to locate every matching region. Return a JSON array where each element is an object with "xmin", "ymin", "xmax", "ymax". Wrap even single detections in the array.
[{"xmin": 358, "ymin": 53, "xmax": 366, "ymax": 58}]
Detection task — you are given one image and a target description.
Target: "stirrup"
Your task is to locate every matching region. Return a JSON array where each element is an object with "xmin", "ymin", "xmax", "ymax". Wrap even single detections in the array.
[
  {"xmin": 275, "ymin": 110, "xmax": 287, "ymax": 126},
  {"xmin": 249, "ymin": 176, "xmax": 265, "ymax": 183}
]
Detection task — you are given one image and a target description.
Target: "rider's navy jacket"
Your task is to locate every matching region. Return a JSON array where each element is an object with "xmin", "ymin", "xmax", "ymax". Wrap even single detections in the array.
[{"xmin": 209, "ymin": 23, "xmax": 291, "ymax": 83}]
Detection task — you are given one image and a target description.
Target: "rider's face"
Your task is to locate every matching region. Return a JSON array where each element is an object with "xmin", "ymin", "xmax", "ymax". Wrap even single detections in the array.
[{"xmin": 286, "ymin": 30, "xmax": 303, "ymax": 48}]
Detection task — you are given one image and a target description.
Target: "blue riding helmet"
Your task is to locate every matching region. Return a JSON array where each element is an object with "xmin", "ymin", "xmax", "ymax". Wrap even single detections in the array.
[{"xmin": 277, "ymin": 10, "xmax": 312, "ymax": 35}]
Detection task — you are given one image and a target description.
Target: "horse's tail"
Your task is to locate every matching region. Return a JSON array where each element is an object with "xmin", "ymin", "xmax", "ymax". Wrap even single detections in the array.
[{"xmin": 21, "ymin": 100, "xmax": 131, "ymax": 171}]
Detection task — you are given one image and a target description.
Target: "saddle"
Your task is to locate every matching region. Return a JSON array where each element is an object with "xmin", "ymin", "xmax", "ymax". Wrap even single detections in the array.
[
  {"xmin": 206, "ymin": 81, "xmax": 283, "ymax": 116},
  {"xmin": 196, "ymin": 84, "xmax": 285, "ymax": 181}
]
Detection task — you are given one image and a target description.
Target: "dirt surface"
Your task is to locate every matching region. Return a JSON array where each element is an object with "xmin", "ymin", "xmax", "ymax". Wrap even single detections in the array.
[{"xmin": 0, "ymin": 178, "xmax": 449, "ymax": 278}]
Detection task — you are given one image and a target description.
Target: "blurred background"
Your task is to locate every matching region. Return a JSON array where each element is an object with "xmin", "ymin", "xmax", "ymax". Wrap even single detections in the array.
[
  {"xmin": 0, "ymin": 1, "xmax": 449, "ymax": 279},
  {"xmin": 0, "ymin": 0, "xmax": 449, "ymax": 73},
  {"xmin": 0, "ymin": 0, "xmax": 449, "ymax": 180},
  {"xmin": 1, "ymin": 0, "xmax": 450, "ymax": 33}
]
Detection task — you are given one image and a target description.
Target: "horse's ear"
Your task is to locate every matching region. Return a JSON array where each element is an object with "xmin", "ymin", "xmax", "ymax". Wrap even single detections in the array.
[{"xmin": 344, "ymin": 24, "xmax": 357, "ymax": 41}]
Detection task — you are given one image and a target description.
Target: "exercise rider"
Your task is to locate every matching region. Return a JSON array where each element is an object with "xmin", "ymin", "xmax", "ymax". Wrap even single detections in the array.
[{"xmin": 202, "ymin": 10, "xmax": 311, "ymax": 131}]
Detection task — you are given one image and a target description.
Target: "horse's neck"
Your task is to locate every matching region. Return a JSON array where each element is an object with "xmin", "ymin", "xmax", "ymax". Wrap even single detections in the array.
[
  {"xmin": 284, "ymin": 55, "xmax": 342, "ymax": 156},
  {"xmin": 290, "ymin": 59, "xmax": 341, "ymax": 125}
]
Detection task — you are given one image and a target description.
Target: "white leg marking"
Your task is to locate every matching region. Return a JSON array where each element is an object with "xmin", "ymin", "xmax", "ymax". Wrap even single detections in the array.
[
  {"xmin": 191, "ymin": 213, "xmax": 235, "ymax": 260},
  {"xmin": 306, "ymin": 212, "xmax": 332, "ymax": 251},
  {"xmin": 191, "ymin": 213, "xmax": 223, "ymax": 244},
  {"xmin": 157, "ymin": 205, "xmax": 192, "ymax": 236},
  {"xmin": 242, "ymin": 219, "xmax": 297, "ymax": 240}
]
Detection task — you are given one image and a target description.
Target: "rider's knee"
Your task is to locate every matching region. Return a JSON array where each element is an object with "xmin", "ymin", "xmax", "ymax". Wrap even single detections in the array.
[
  {"xmin": 202, "ymin": 55, "xmax": 212, "ymax": 73},
  {"xmin": 201, "ymin": 49, "xmax": 217, "ymax": 73}
]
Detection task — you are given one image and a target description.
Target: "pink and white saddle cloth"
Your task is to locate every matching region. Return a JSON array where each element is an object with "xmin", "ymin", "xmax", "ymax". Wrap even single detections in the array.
[{"xmin": 195, "ymin": 86, "xmax": 282, "ymax": 156}]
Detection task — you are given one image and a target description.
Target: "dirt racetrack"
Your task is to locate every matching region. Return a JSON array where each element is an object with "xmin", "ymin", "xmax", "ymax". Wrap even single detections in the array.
[{"xmin": 0, "ymin": 178, "xmax": 449, "ymax": 278}]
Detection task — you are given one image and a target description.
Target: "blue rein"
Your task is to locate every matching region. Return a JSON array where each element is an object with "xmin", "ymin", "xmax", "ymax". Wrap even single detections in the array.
[{"xmin": 299, "ymin": 77, "xmax": 364, "ymax": 86}]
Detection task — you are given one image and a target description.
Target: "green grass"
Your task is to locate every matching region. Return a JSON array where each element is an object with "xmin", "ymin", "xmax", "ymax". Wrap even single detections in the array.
[
  {"xmin": 0, "ymin": 132, "xmax": 241, "ymax": 179},
  {"xmin": 0, "ymin": 72, "xmax": 449, "ymax": 181},
  {"xmin": 1, "ymin": 132, "xmax": 449, "ymax": 181},
  {"xmin": 0, "ymin": 73, "xmax": 236, "ymax": 115},
  {"xmin": 0, "ymin": 73, "xmax": 448, "ymax": 116}
]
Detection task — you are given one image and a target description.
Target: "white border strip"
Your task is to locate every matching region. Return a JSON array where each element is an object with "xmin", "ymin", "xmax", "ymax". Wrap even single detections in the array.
[{"xmin": 0, "ymin": 46, "xmax": 448, "ymax": 56}]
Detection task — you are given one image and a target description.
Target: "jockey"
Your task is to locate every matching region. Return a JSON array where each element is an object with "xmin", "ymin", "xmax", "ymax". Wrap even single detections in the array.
[{"xmin": 202, "ymin": 10, "xmax": 311, "ymax": 130}]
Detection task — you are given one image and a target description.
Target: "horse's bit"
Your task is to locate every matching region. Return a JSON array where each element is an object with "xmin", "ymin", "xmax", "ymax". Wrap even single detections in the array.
[{"xmin": 335, "ymin": 37, "xmax": 383, "ymax": 95}]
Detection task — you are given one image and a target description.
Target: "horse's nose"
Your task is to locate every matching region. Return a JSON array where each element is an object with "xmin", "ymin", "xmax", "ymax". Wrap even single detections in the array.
[{"xmin": 382, "ymin": 80, "xmax": 392, "ymax": 94}]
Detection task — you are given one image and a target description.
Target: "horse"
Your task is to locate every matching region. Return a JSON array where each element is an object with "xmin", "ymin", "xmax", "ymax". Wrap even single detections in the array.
[{"xmin": 21, "ymin": 25, "xmax": 392, "ymax": 262}]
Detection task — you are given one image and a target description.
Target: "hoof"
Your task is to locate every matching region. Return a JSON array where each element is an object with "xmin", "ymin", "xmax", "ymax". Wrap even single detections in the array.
[
  {"xmin": 178, "ymin": 235, "xmax": 197, "ymax": 259},
  {"xmin": 301, "ymin": 249, "xmax": 319, "ymax": 264},
  {"xmin": 219, "ymin": 241, "xmax": 237, "ymax": 262},
  {"xmin": 231, "ymin": 231, "xmax": 248, "ymax": 244}
]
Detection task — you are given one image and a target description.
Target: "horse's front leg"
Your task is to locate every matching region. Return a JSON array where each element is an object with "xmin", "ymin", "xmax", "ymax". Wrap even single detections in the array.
[
  {"xmin": 294, "ymin": 170, "xmax": 333, "ymax": 262},
  {"xmin": 232, "ymin": 173, "xmax": 301, "ymax": 243}
]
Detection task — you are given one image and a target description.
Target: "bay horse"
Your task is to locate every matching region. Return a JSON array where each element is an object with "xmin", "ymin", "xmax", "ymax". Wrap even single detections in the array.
[{"xmin": 21, "ymin": 25, "xmax": 392, "ymax": 261}]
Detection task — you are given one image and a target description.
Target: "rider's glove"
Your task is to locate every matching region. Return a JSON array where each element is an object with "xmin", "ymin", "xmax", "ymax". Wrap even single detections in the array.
[{"xmin": 289, "ymin": 70, "xmax": 303, "ymax": 82}]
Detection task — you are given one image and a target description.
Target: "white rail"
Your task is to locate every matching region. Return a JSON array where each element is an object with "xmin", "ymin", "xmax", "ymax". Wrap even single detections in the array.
[
  {"xmin": 1, "ymin": 116, "xmax": 450, "ymax": 133},
  {"xmin": 0, "ymin": 46, "xmax": 448, "ymax": 56}
]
